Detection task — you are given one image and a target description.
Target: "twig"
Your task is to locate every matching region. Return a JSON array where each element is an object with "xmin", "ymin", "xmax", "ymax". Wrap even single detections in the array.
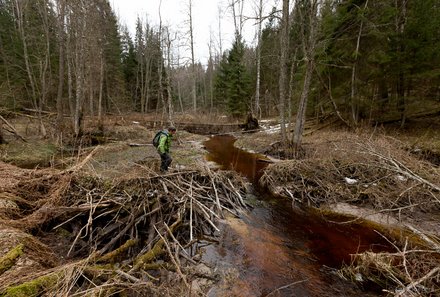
[
  {"xmin": 405, "ymin": 224, "xmax": 440, "ymax": 251},
  {"xmin": 115, "ymin": 269, "xmax": 140, "ymax": 283},
  {"xmin": 396, "ymin": 267, "xmax": 440, "ymax": 297},
  {"xmin": 264, "ymin": 279, "xmax": 309, "ymax": 297},
  {"xmin": 154, "ymin": 225, "xmax": 189, "ymax": 288},
  {"xmin": 62, "ymin": 146, "xmax": 101, "ymax": 174}
]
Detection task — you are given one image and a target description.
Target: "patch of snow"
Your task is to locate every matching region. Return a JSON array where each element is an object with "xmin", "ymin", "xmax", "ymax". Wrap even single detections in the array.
[
  {"xmin": 132, "ymin": 121, "xmax": 140, "ymax": 124},
  {"xmin": 344, "ymin": 177, "xmax": 358, "ymax": 185},
  {"xmin": 355, "ymin": 273, "xmax": 363, "ymax": 282},
  {"xmin": 395, "ymin": 175, "xmax": 408, "ymax": 182}
]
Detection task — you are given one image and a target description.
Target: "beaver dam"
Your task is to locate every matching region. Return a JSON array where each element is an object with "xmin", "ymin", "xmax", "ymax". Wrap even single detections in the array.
[{"xmin": 0, "ymin": 124, "xmax": 439, "ymax": 297}]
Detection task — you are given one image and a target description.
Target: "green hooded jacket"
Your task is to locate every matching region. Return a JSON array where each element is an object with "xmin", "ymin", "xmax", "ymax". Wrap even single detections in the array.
[{"xmin": 157, "ymin": 130, "xmax": 172, "ymax": 154}]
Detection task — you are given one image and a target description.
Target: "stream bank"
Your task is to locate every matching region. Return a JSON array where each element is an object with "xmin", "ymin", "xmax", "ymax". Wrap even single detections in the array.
[
  {"xmin": 204, "ymin": 129, "xmax": 440, "ymax": 296},
  {"xmin": 203, "ymin": 135, "xmax": 401, "ymax": 296}
]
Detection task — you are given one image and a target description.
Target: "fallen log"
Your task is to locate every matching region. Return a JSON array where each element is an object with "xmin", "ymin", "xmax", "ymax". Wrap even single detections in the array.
[
  {"xmin": 0, "ymin": 115, "xmax": 26, "ymax": 142},
  {"xmin": 0, "ymin": 244, "xmax": 24, "ymax": 276}
]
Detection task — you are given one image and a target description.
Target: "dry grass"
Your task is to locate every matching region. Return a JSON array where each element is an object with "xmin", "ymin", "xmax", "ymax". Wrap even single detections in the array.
[{"xmin": 261, "ymin": 130, "xmax": 440, "ymax": 212}]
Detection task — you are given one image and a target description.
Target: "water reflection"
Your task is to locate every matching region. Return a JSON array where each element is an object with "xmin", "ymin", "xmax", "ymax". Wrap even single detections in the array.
[{"xmin": 204, "ymin": 135, "xmax": 268, "ymax": 182}]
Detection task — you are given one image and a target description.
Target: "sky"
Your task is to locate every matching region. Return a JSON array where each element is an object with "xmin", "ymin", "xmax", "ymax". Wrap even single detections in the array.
[{"xmin": 110, "ymin": 0, "xmax": 278, "ymax": 65}]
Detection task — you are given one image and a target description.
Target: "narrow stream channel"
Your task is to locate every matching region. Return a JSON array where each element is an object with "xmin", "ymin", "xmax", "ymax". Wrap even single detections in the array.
[{"xmin": 202, "ymin": 135, "xmax": 393, "ymax": 297}]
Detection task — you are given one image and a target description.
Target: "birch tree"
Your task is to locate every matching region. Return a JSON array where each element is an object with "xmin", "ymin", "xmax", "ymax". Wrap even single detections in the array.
[
  {"xmin": 163, "ymin": 26, "xmax": 174, "ymax": 125},
  {"xmin": 253, "ymin": 0, "xmax": 263, "ymax": 119},
  {"xmin": 278, "ymin": 0, "xmax": 289, "ymax": 142},
  {"xmin": 186, "ymin": 0, "xmax": 197, "ymax": 112}
]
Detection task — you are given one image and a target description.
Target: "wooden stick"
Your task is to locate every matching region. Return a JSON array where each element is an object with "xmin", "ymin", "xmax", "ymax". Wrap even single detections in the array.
[
  {"xmin": 0, "ymin": 115, "xmax": 26, "ymax": 142},
  {"xmin": 397, "ymin": 267, "xmax": 440, "ymax": 296},
  {"xmin": 154, "ymin": 225, "xmax": 189, "ymax": 288}
]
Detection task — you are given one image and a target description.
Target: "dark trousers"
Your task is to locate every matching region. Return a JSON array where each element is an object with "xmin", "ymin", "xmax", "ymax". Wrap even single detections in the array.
[{"xmin": 160, "ymin": 153, "xmax": 172, "ymax": 171}]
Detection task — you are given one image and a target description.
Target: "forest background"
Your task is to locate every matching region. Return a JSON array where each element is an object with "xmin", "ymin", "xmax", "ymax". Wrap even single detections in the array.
[{"xmin": 1, "ymin": 0, "xmax": 439, "ymax": 144}]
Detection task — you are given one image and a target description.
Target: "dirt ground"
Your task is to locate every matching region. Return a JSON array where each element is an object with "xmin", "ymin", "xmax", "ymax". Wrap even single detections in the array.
[{"xmin": 1, "ymin": 113, "xmax": 440, "ymax": 296}]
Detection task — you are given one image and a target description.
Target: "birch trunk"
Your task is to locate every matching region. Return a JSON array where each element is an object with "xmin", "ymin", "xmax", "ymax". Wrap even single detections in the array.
[
  {"xmin": 254, "ymin": 0, "xmax": 263, "ymax": 119},
  {"xmin": 279, "ymin": 0, "xmax": 289, "ymax": 142},
  {"xmin": 189, "ymin": 0, "xmax": 197, "ymax": 112}
]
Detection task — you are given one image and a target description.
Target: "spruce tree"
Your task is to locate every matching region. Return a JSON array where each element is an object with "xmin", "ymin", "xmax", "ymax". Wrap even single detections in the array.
[{"xmin": 213, "ymin": 35, "xmax": 251, "ymax": 118}]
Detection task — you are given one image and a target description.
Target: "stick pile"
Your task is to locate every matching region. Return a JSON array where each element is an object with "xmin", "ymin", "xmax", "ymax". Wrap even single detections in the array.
[{"xmin": 0, "ymin": 163, "xmax": 248, "ymax": 296}]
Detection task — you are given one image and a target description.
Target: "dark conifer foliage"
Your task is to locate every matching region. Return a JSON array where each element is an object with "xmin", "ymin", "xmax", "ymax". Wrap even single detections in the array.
[
  {"xmin": 213, "ymin": 35, "xmax": 252, "ymax": 118},
  {"xmin": 0, "ymin": 0, "xmax": 439, "ymax": 127}
]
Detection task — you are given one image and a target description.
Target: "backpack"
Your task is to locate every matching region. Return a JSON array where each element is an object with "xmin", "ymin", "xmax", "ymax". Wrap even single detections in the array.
[{"xmin": 152, "ymin": 131, "xmax": 167, "ymax": 148}]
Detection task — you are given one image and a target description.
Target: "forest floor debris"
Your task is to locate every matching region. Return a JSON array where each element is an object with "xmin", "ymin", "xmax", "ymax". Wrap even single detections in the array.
[{"xmin": 1, "ymin": 114, "xmax": 440, "ymax": 296}]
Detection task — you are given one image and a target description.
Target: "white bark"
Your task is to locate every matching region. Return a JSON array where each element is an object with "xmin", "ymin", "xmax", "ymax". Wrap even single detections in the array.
[
  {"xmin": 254, "ymin": 0, "xmax": 263, "ymax": 119},
  {"xmin": 188, "ymin": 0, "xmax": 197, "ymax": 112},
  {"xmin": 279, "ymin": 0, "xmax": 289, "ymax": 142}
]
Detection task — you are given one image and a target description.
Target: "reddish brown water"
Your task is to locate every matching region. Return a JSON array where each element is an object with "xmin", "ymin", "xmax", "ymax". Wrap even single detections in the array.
[{"xmin": 203, "ymin": 135, "xmax": 393, "ymax": 296}]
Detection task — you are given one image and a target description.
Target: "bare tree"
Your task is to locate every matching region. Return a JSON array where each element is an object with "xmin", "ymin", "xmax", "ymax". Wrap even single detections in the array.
[
  {"xmin": 14, "ymin": 0, "xmax": 50, "ymax": 136},
  {"xmin": 207, "ymin": 30, "xmax": 215, "ymax": 112},
  {"xmin": 217, "ymin": 5, "xmax": 223, "ymax": 56},
  {"xmin": 163, "ymin": 27, "xmax": 175, "ymax": 125},
  {"xmin": 229, "ymin": 0, "xmax": 245, "ymax": 37},
  {"xmin": 157, "ymin": 0, "xmax": 166, "ymax": 116},
  {"xmin": 186, "ymin": 0, "xmax": 197, "ymax": 112},
  {"xmin": 279, "ymin": 0, "xmax": 289, "ymax": 142},
  {"xmin": 56, "ymin": 0, "xmax": 66, "ymax": 135},
  {"xmin": 253, "ymin": 0, "xmax": 263, "ymax": 119},
  {"xmin": 395, "ymin": 0, "xmax": 408, "ymax": 128},
  {"xmin": 351, "ymin": 0, "xmax": 369, "ymax": 125},
  {"xmin": 292, "ymin": 0, "xmax": 320, "ymax": 153}
]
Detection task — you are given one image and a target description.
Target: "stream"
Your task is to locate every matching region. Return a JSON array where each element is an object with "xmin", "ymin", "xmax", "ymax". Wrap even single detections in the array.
[{"xmin": 202, "ymin": 135, "xmax": 393, "ymax": 297}]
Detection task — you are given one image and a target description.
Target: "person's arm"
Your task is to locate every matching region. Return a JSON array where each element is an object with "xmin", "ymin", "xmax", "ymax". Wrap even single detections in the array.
[{"xmin": 158, "ymin": 134, "xmax": 167, "ymax": 154}]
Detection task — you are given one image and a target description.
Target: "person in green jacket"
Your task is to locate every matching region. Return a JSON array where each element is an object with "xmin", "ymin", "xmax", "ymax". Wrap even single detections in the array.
[{"xmin": 157, "ymin": 127, "xmax": 176, "ymax": 172}]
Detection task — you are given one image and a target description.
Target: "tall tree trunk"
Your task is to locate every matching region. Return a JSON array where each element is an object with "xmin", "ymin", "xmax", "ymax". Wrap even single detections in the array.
[
  {"xmin": 288, "ymin": 49, "xmax": 298, "ymax": 133},
  {"xmin": 98, "ymin": 51, "xmax": 104, "ymax": 130},
  {"xmin": 395, "ymin": 0, "xmax": 407, "ymax": 128},
  {"xmin": 188, "ymin": 0, "xmax": 197, "ymax": 112},
  {"xmin": 293, "ymin": 59, "xmax": 314, "ymax": 152},
  {"xmin": 165, "ymin": 29, "xmax": 174, "ymax": 125},
  {"xmin": 39, "ymin": 0, "xmax": 51, "ymax": 137},
  {"xmin": 15, "ymin": 0, "xmax": 37, "ymax": 104},
  {"xmin": 254, "ymin": 0, "xmax": 263, "ymax": 119},
  {"xmin": 74, "ymin": 5, "xmax": 86, "ymax": 136},
  {"xmin": 279, "ymin": 0, "xmax": 289, "ymax": 142},
  {"xmin": 157, "ymin": 0, "xmax": 166, "ymax": 117},
  {"xmin": 217, "ymin": 5, "xmax": 223, "ymax": 55},
  {"xmin": 292, "ymin": 0, "xmax": 319, "ymax": 154},
  {"xmin": 56, "ymin": 0, "xmax": 65, "ymax": 135},
  {"xmin": 351, "ymin": 0, "xmax": 369, "ymax": 125}
]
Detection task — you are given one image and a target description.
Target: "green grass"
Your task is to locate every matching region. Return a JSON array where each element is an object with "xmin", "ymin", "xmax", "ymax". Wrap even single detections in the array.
[{"xmin": 0, "ymin": 141, "xmax": 57, "ymax": 168}]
